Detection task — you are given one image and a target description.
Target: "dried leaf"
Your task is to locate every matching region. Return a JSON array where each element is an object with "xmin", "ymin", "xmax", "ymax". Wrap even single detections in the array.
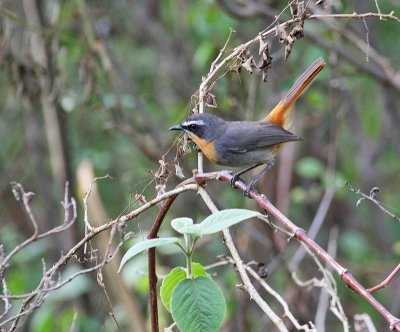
[
  {"xmin": 284, "ymin": 36, "xmax": 294, "ymax": 60},
  {"xmin": 205, "ymin": 92, "xmax": 218, "ymax": 108},
  {"xmin": 155, "ymin": 159, "xmax": 169, "ymax": 180},
  {"xmin": 134, "ymin": 193, "xmax": 147, "ymax": 205},
  {"xmin": 242, "ymin": 56, "xmax": 256, "ymax": 73},
  {"xmin": 276, "ymin": 24, "xmax": 288, "ymax": 44},
  {"xmin": 177, "ymin": 134, "xmax": 191, "ymax": 158},
  {"xmin": 290, "ymin": 23, "xmax": 305, "ymax": 40},
  {"xmin": 290, "ymin": 1, "xmax": 305, "ymax": 18},
  {"xmin": 258, "ymin": 44, "xmax": 272, "ymax": 82},
  {"xmin": 258, "ymin": 35, "xmax": 269, "ymax": 55},
  {"xmin": 174, "ymin": 162, "xmax": 186, "ymax": 179},
  {"xmin": 156, "ymin": 184, "xmax": 166, "ymax": 198}
]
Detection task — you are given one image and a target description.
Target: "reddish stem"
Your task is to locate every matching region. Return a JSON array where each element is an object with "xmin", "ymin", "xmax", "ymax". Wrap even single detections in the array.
[
  {"xmin": 147, "ymin": 195, "xmax": 177, "ymax": 332},
  {"xmin": 367, "ymin": 263, "xmax": 400, "ymax": 293},
  {"xmin": 195, "ymin": 170, "xmax": 400, "ymax": 331}
]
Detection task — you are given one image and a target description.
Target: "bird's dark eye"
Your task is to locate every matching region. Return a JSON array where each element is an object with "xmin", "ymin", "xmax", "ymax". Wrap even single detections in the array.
[{"xmin": 188, "ymin": 124, "xmax": 197, "ymax": 130}]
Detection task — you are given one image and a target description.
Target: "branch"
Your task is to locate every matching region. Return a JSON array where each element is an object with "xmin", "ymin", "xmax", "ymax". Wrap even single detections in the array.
[
  {"xmin": 347, "ymin": 183, "xmax": 400, "ymax": 223},
  {"xmin": 1, "ymin": 182, "xmax": 198, "ymax": 330},
  {"xmin": 197, "ymin": 186, "xmax": 289, "ymax": 332},
  {"xmin": 367, "ymin": 263, "xmax": 400, "ymax": 293},
  {"xmin": 309, "ymin": 11, "xmax": 400, "ymax": 23},
  {"xmin": 217, "ymin": 2, "xmax": 400, "ymax": 92},
  {"xmin": 147, "ymin": 196, "xmax": 178, "ymax": 332},
  {"xmin": 194, "ymin": 171, "xmax": 400, "ymax": 331},
  {"xmin": 0, "ymin": 183, "xmax": 76, "ymax": 273}
]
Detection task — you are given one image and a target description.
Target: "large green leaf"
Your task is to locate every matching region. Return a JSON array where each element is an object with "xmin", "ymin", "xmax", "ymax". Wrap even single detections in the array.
[
  {"xmin": 171, "ymin": 217, "xmax": 201, "ymax": 237},
  {"xmin": 118, "ymin": 237, "xmax": 180, "ymax": 272},
  {"xmin": 161, "ymin": 263, "xmax": 208, "ymax": 312},
  {"xmin": 161, "ymin": 267, "xmax": 186, "ymax": 312},
  {"xmin": 171, "ymin": 276, "xmax": 226, "ymax": 332},
  {"xmin": 199, "ymin": 209, "xmax": 261, "ymax": 235}
]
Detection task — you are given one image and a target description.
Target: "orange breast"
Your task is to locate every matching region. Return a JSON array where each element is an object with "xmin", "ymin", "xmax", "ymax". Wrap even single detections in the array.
[{"xmin": 187, "ymin": 134, "xmax": 219, "ymax": 164}]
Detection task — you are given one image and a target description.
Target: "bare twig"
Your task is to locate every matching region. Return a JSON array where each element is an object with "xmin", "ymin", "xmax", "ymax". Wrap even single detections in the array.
[
  {"xmin": 1, "ymin": 182, "xmax": 198, "ymax": 330},
  {"xmin": 367, "ymin": 263, "xmax": 400, "ymax": 293},
  {"xmin": 197, "ymin": 186, "xmax": 289, "ymax": 332},
  {"xmin": 314, "ymin": 227, "xmax": 340, "ymax": 331},
  {"xmin": 194, "ymin": 171, "xmax": 400, "ymax": 331},
  {"xmin": 0, "ymin": 278, "xmax": 11, "ymax": 321},
  {"xmin": 347, "ymin": 183, "xmax": 400, "ymax": 223},
  {"xmin": 244, "ymin": 259, "xmax": 316, "ymax": 331},
  {"xmin": 82, "ymin": 175, "xmax": 112, "ymax": 255},
  {"xmin": 309, "ymin": 11, "xmax": 400, "ymax": 23},
  {"xmin": 1, "ymin": 183, "xmax": 76, "ymax": 274},
  {"xmin": 3, "ymin": 242, "xmax": 122, "ymax": 329}
]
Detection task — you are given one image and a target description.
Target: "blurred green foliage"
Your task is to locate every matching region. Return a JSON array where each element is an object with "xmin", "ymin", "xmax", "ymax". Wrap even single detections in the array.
[{"xmin": 1, "ymin": 0, "xmax": 399, "ymax": 331}]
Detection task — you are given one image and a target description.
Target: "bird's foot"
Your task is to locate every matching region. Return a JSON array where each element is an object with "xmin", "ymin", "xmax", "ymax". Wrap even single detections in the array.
[
  {"xmin": 230, "ymin": 173, "xmax": 241, "ymax": 188},
  {"xmin": 243, "ymin": 185, "xmax": 253, "ymax": 197}
]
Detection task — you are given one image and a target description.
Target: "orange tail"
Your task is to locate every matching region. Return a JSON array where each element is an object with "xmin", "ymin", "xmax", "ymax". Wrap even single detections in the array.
[{"xmin": 265, "ymin": 57, "xmax": 325, "ymax": 128}]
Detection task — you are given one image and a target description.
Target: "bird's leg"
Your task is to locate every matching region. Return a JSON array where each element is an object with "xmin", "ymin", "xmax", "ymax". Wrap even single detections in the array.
[
  {"xmin": 230, "ymin": 163, "xmax": 263, "ymax": 188},
  {"xmin": 244, "ymin": 158, "xmax": 275, "ymax": 196}
]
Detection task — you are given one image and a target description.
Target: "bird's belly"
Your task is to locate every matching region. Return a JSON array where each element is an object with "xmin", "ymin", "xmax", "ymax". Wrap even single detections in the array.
[{"xmin": 216, "ymin": 145, "xmax": 281, "ymax": 167}]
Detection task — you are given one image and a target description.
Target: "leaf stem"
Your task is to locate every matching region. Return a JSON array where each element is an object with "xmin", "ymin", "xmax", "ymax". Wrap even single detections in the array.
[{"xmin": 184, "ymin": 234, "xmax": 193, "ymax": 277}]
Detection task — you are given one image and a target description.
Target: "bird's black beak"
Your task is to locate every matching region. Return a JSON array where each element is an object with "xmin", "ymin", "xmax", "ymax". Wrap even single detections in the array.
[{"xmin": 169, "ymin": 124, "xmax": 183, "ymax": 131}]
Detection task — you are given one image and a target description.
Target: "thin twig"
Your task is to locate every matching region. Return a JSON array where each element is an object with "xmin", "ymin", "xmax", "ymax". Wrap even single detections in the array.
[
  {"xmin": 347, "ymin": 183, "xmax": 400, "ymax": 223},
  {"xmin": 367, "ymin": 263, "xmax": 400, "ymax": 293},
  {"xmin": 243, "ymin": 259, "xmax": 316, "ymax": 331},
  {"xmin": 194, "ymin": 171, "xmax": 400, "ymax": 331},
  {"xmin": 197, "ymin": 186, "xmax": 289, "ymax": 332},
  {"xmin": 1, "ymin": 183, "xmax": 75, "ymax": 273},
  {"xmin": 309, "ymin": 11, "xmax": 400, "ymax": 23},
  {"xmin": 3, "ymin": 182, "xmax": 198, "ymax": 330}
]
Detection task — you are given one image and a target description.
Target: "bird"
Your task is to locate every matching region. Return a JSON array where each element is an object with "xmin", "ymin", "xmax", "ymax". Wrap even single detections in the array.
[{"xmin": 170, "ymin": 57, "xmax": 325, "ymax": 195}]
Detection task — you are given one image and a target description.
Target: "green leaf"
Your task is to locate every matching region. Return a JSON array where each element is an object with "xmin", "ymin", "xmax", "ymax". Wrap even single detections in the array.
[
  {"xmin": 161, "ymin": 263, "xmax": 209, "ymax": 312},
  {"xmin": 171, "ymin": 217, "xmax": 201, "ymax": 237},
  {"xmin": 161, "ymin": 267, "xmax": 186, "ymax": 312},
  {"xmin": 199, "ymin": 209, "xmax": 261, "ymax": 235},
  {"xmin": 191, "ymin": 262, "xmax": 208, "ymax": 278},
  {"xmin": 171, "ymin": 276, "xmax": 226, "ymax": 332},
  {"xmin": 118, "ymin": 237, "xmax": 180, "ymax": 272}
]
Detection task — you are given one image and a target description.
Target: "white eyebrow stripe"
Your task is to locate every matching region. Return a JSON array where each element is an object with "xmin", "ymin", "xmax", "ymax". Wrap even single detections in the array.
[{"xmin": 182, "ymin": 120, "xmax": 205, "ymax": 126}]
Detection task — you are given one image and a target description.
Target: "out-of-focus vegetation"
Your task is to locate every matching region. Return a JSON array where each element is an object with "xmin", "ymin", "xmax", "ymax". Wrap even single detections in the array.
[{"xmin": 0, "ymin": 0, "xmax": 399, "ymax": 331}]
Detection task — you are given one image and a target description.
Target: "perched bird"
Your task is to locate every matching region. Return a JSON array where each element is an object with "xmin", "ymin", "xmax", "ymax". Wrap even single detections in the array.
[{"xmin": 170, "ymin": 58, "xmax": 325, "ymax": 194}]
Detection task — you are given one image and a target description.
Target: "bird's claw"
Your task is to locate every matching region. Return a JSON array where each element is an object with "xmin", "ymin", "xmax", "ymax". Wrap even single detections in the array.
[
  {"xmin": 230, "ymin": 174, "xmax": 240, "ymax": 188},
  {"xmin": 243, "ymin": 186, "xmax": 252, "ymax": 197}
]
